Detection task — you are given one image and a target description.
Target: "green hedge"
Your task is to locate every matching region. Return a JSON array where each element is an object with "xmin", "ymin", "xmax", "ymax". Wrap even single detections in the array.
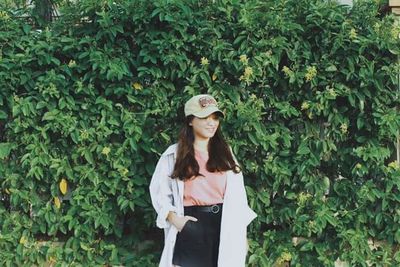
[{"xmin": 1, "ymin": 0, "xmax": 400, "ymax": 266}]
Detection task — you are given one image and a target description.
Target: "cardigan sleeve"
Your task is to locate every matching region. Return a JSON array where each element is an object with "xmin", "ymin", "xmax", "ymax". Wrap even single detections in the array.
[
  {"xmin": 229, "ymin": 146, "xmax": 257, "ymax": 226},
  {"xmin": 149, "ymin": 153, "xmax": 177, "ymax": 229},
  {"xmin": 236, "ymin": 170, "xmax": 257, "ymax": 226}
]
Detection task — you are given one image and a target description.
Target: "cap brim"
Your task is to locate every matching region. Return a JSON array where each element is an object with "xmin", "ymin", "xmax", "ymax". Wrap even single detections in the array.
[{"xmin": 192, "ymin": 106, "xmax": 225, "ymax": 118}]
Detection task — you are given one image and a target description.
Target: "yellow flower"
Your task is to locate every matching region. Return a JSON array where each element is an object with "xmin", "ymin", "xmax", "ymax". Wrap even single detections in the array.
[
  {"xmin": 244, "ymin": 66, "xmax": 253, "ymax": 77},
  {"xmin": 297, "ymin": 192, "xmax": 312, "ymax": 206},
  {"xmin": 391, "ymin": 26, "xmax": 400, "ymax": 40},
  {"xmin": 54, "ymin": 197, "xmax": 61, "ymax": 209},
  {"xmin": 19, "ymin": 236, "xmax": 27, "ymax": 245},
  {"xmin": 277, "ymin": 251, "xmax": 292, "ymax": 264},
  {"xmin": 59, "ymin": 179, "xmax": 68, "ymax": 195},
  {"xmin": 305, "ymin": 66, "xmax": 317, "ymax": 82},
  {"xmin": 349, "ymin": 28, "xmax": 358, "ymax": 39},
  {"xmin": 328, "ymin": 88, "xmax": 337, "ymax": 97},
  {"xmin": 281, "ymin": 251, "xmax": 292, "ymax": 261},
  {"xmin": 355, "ymin": 163, "xmax": 362, "ymax": 169},
  {"xmin": 132, "ymin": 82, "xmax": 143, "ymax": 90},
  {"xmin": 48, "ymin": 257, "xmax": 56, "ymax": 264},
  {"xmin": 308, "ymin": 220, "xmax": 316, "ymax": 230},
  {"xmin": 101, "ymin": 146, "xmax": 111, "ymax": 156},
  {"xmin": 301, "ymin": 102, "xmax": 310, "ymax": 110},
  {"xmin": 373, "ymin": 22, "xmax": 381, "ymax": 33},
  {"xmin": 388, "ymin": 161, "xmax": 399, "ymax": 169},
  {"xmin": 212, "ymin": 74, "xmax": 217, "ymax": 81},
  {"xmin": 80, "ymin": 130, "xmax": 89, "ymax": 140},
  {"xmin": 200, "ymin": 57, "xmax": 209, "ymax": 66},
  {"xmin": 282, "ymin": 66, "xmax": 292, "ymax": 76},
  {"xmin": 120, "ymin": 168, "xmax": 129, "ymax": 176},
  {"xmin": 239, "ymin": 55, "xmax": 248, "ymax": 65},
  {"xmin": 0, "ymin": 11, "xmax": 10, "ymax": 21},
  {"xmin": 239, "ymin": 66, "xmax": 254, "ymax": 82},
  {"xmin": 340, "ymin": 123, "xmax": 348, "ymax": 134},
  {"xmin": 13, "ymin": 94, "xmax": 20, "ymax": 103},
  {"xmin": 265, "ymin": 50, "xmax": 272, "ymax": 57},
  {"xmin": 68, "ymin": 60, "xmax": 76, "ymax": 68}
]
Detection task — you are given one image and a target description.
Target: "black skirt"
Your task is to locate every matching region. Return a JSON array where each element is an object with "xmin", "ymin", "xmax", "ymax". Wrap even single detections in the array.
[{"xmin": 172, "ymin": 204, "xmax": 223, "ymax": 267}]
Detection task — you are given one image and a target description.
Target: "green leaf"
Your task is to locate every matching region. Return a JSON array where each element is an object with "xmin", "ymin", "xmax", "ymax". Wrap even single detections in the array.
[
  {"xmin": 0, "ymin": 110, "xmax": 7, "ymax": 119},
  {"xmin": 357, "ymin": 117, "xmax": 364, "ymax": 129},
  {"xmin": 0, "ymin": 143, "xmax": 12, "ymax": 159},
  {"xmin": 325, "ymin": 65, "xmax": 337, "ymax": 72},
  {"xmin": 300, "ymin": 242, "xmax": 314, "ymax": 251},
  {"xmin": 199, "ymin": 72, "xmax": 211, "ymax": 87},
  {"xmin": 297, "ymin": 142, "xmax": 310, "ymax": 155},
  {"xmin": 248, "ymin": 132, "xmax": 258, "ymax": 145},
  {"xmin": 395, "ymin": 229, "xmax": 400, "ymax": 243},
  {"xmin": 84, "ymin": 150, "xmax": 94, "ymax": 165},
  {"xmin": 22, "ymin": 24, "xmax": 32, "ymax": 34}
]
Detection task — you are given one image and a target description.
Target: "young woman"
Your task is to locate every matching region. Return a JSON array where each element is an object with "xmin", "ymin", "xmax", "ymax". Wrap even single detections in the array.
[{"xmin": 149, "ymin": 94, "xmax": 257, "ymax": 267}]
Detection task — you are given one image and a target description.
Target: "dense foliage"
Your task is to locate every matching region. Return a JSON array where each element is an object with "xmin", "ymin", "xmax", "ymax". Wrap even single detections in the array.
[{"xmin": 1, "ymin": 0, "xmax": 399, "ymax": 266}]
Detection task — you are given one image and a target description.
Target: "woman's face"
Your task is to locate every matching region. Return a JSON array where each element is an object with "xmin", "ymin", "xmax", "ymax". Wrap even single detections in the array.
[{"xmin": 190, "ymin": 113, "xmax": 220, "ymax": 141}]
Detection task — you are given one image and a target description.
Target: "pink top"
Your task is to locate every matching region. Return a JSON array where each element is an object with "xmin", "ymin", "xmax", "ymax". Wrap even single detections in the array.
[{"xmin": 183, "ymin": 149, "xmax": 227, "ymax": 206}]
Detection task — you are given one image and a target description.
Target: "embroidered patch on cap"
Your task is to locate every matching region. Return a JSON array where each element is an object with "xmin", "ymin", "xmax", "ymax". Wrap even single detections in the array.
[{"xmin": 199, "ymin": 96, "xmax": 217, "ymax": 108}]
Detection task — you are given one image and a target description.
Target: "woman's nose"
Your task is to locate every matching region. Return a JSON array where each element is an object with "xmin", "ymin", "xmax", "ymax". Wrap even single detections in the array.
[{"xmin": 207, "ymin": 118, "xmax": 218, "ymax": 125}]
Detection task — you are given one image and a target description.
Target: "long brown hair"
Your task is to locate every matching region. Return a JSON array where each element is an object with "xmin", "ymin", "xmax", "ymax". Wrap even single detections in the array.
[{"xmin": 171, "ymin": 114, "xmax": 240, "ymax": 181}]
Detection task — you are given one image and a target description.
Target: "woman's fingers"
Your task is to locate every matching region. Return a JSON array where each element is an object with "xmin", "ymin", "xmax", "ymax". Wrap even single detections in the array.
[{"xmin": 185, "ymin": 215, "xmax": 198, "ymax": 222}]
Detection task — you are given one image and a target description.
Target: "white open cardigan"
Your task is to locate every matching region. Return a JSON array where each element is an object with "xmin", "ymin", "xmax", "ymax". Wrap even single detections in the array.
[{"xmin": 149, "ymin": 144, "xmax": 257, "ymax": 267}]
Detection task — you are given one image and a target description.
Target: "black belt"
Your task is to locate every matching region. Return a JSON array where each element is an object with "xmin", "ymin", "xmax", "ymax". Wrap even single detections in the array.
[{"xmin": 186, "ymin": 204, "xmax": 223, "ymax": 214}]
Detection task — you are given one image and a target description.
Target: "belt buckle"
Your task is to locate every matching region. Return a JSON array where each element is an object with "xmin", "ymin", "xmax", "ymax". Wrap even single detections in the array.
[{"xmin": 211, "ymin": 204, "xmax": 219, "ymax": 214}]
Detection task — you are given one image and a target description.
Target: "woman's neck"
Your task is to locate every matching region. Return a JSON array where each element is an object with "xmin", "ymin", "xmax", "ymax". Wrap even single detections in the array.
[{"xmin": 193, "ymin": 139, "xmax": 209, "ymax": 152}]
